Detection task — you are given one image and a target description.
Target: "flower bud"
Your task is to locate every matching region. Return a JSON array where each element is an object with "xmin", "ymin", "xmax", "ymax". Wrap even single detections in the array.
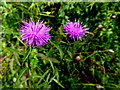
[
  {"xmin": 110, "ymin": 14, "xmax": 116, "ymax": 19},
  {"xmin": 13, "ymin": 77, "xmax": 17, "ymax": 82},
  {"xmin": 95, "ymin": 84, "xmax": 102, "ymax": 89},
  {"xmin": 75, "ymin": 56, "xmax": 81, "ymax": 61},
  {"xmin": 108, "ymin": 49, "xmax": 114, "ymax": 53},
  {"xmin": 112, "ymin": 15, "xmax": 116, "ymax": 18},
  {"xmin": 98, "ymin": 25, "xmax": 103, "ymax": 29}
]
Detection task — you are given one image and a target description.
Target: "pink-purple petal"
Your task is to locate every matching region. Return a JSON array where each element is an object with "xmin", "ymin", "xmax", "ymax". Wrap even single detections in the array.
[
  {"xmin": 63, "ymin": 20, "xmax": 89, "ymax": 41},
  {"xmin": 18, "ymin": 19, "xmax": 51, "ymax": 46}
]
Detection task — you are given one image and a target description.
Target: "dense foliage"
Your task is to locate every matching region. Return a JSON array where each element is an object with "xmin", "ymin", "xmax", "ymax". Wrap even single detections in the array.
[{"xmin": 1, "ymin": 2, "xmax": 120, "ymax": 89}]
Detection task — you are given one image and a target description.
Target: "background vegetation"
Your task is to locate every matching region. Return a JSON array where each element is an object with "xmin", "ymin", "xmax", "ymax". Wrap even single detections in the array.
[{"xmin": 1, "ymin": 1, "xmax": 120, "ymax": 89}]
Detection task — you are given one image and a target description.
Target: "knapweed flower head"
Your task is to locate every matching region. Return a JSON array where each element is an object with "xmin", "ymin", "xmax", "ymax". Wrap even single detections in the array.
[
  {"xmin": 19, "ymin": 19, "xmax": 51, "ymax": 47},
  {"xmin": 63, "ymin": 20, "xmax": 89, "ymax": 41}
]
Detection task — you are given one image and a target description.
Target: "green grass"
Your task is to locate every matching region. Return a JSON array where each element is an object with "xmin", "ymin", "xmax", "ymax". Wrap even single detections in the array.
[{"xmin": 1, "ymin": 1, "xmax": 120, "ymax": 89}]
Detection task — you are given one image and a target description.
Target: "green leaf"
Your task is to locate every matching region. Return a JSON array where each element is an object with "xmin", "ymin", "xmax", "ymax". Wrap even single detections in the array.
[
  {"xmin": 37, "ymin": 69, "xmax": 50, "ymax": 85},
  {"xmin": 46, "ymin": 73, "xmax": 51, "ymax": 82},
  {"xmin": 17, "ymin": 67, "xmax": 28, "ymax": 82},
  {"xmin": 39, "ymin": 13, "xmax": 55, "ymax": 17},
  {"xmin": 48, "ymin": 59, "xmax": 54, "ymax": 71},
  {"xmin": 22, "ymin": 46, "xmax": 31, "ymax": 65},
  {"xmin": 50, "ymin": 41, "xmax": 64, "ymax": 59},
  {"xmin": 67, "ymin": 50, "xmax": 72, "ymax": 58},
  {"xmin": 31, "ymin": 75, "xmax": 42, "ymax": 78},
  {"xmin": 21, "ymin": 78, "xmax": 30, "ymax": 84},
  {"xmin": 53, "ymin": 79, "xmax": 65, "ymax": 88},
  {"xmin": 8, "ymin": 48, "xmax": 24, "ymax": 55},
  {"xmin": 35, "ymin": 53, "xmax": 60, "ymax": 64}
]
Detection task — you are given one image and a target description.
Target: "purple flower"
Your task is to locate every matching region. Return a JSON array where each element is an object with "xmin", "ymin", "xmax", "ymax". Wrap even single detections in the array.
[
  {"xmin": 19, "ymin": 19, "xmax": 51, "ymax": 46},
  {"xmin": 63, "ymin": 20, "xmax": 89, "ymax": 41}
]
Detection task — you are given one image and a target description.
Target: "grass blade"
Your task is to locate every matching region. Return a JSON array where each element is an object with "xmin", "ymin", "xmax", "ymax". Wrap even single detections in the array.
[
  {"xmin": 22, "ymin": 46, "xmax": 31, "ymax": 65},
  {"xmin": 34, "ymin": 53, "xmax": 60, "ymax": 64},
  {"xmin": 8, "ymin": 48, "xmax": 24, "ymax": 55},
  {"xmin": 50, "ymin": 41, "xmax": 64, "ymax": 59},
  {"xmin": 37, "ymin": 69, "xmax": 50, "ymax": 85},
  {"xmin": 53, "ymin": 79, "xmax": 65, "ymax": 88},
  {"xmin": 17, "ymin": 67, "xmax": 28, "ymax": 82}
]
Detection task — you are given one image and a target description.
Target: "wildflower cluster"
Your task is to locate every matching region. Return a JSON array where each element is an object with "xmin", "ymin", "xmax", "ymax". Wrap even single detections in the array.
[{"xmin": 19, "ymin": 19, "xmax": 89, "ymax": 47}]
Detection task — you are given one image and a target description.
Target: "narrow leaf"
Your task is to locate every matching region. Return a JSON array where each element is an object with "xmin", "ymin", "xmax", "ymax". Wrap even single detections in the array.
[
  {"xmin": 8, "ymin": 48, "xmax": 24, "ymax": 55},
  {"xmin": 37, "ymin": 69, "xmax": 50, "ymax": 85},
  {"xmin": 34, "ymin": 53, "xmax": 60, "ymax": 64},
  {"xmin": 17, "ymin": 67, "xmax": 28, "ymax": 82},
  {"xmin": 22, "ymin": 46, "xmax": 31, "ymax": 65},
  {"xmin": 50, "ymin": 41, "xmax": 64, "ymax": 59},
  {"xmin": 53, "ymin": 79, "xmax": 65, "ymax": 88}
]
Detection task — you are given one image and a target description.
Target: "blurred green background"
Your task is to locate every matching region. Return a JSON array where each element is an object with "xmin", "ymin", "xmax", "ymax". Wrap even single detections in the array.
[{"xmin": 1, "ymin": 1, "xmax": 120, "ymax": 89}]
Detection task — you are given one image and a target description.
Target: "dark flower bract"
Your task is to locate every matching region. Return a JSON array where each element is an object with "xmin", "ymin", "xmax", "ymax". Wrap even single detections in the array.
[
  {"xmin": 19, "ymin": 19, "xmax": 51, "ymax": 47},
  {"xmin": 63, "ymin": 20, "xmax": 89, "ymax": 41}
]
